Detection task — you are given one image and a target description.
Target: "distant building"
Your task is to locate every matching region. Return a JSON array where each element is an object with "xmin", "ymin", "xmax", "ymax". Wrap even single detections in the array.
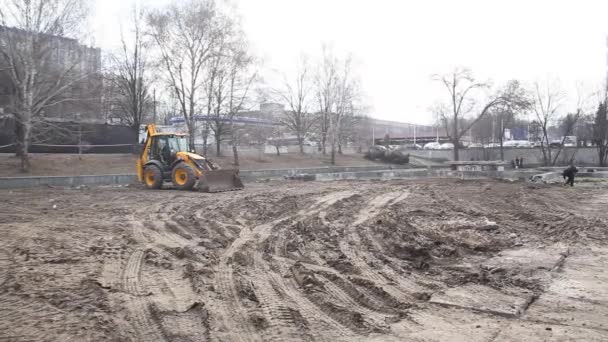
[
  {"xmin": 0, "ymin": 25, "xmax": 102, "ymax": 118},
  {"xmin": 369, "ymin": 118, "xmax": 449, "ymax": 145}
]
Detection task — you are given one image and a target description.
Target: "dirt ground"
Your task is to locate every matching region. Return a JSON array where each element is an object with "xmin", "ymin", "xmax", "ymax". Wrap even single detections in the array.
[
  {"xmin": 0, "ymin": 153, "xmax": 388, "ymax": 177},
  {"xmin": 1, "ymin": 178, "xmax": 608, "ymax": 341}
]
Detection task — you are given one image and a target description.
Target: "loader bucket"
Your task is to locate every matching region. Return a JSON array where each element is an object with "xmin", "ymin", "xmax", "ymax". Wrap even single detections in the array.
[{"xmin": 197, "ymin": 169, "xmax": 244, "ymax": 193}]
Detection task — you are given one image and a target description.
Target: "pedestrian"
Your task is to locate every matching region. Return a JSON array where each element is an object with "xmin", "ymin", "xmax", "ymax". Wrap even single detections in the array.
[
  {"xmin": 519, "ymin": 157, "xmax": 524, "ymax": 169},
  {"xmin": 511, "ymin": 159, "xmax": 516, "ymax": 169},
  {"xmin": 515, "ymin": 157, "xmax": 520, "ymax": 169},
  {"xmin": 562, "ymin": 165, "xmax": 578, "ymax": 187}
]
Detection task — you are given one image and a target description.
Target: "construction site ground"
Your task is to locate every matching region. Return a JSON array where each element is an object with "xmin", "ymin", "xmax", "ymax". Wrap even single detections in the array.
[
  {"xmin": 0, "ymin": 153, "xmax": 392, "ymax": 177},
  {"xmin": 1, "ymin": 178, "xmax": 608, "ymax": 341}
]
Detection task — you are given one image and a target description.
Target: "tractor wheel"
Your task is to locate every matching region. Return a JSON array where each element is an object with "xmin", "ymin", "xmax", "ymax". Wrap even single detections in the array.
[
  {"xmin": 172, "ymin": 163, "xmax": 196, "ymax": 190},
  {"xmin": 143, "ymin": 165, "xmax": 163, "ymax": 189}
]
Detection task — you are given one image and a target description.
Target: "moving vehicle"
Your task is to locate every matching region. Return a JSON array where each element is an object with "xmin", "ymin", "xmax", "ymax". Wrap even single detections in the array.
[
  {"xmin": 137, "ymin": 124, "xmax": 244, "ymax": 192},
  {"xmin": 364, "ymin": 145, "xmax": 409, "ymax": 164},
  {"xmin": 364, "ymin": 145, "xmax": 388, "ymax": 160}
]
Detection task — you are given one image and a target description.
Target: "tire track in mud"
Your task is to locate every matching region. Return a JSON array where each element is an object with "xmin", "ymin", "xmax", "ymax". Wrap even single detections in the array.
[
  {"xmin": 248, "ymin": 271, "xmax": 315, "ymax": 341},
  {"xmin": 211, "ymin": 190, "xmax": 357, "ymax": 342},
  {"xmin": 266, "ymin": 267, "xmax": 354, "ymax": 341},
  {"xmin": 122, "ymin": 249, "xmax": 167, "ymax": 342},
  {"xmin": 338, "ymin": 191, "xmax": 428, "ymax": 301},
  {"xmin": 316, "ymin": 274, "xmax": 392, "ymax": 331},
  {"xmin": 99, "ymin": 215, "xmax": 210, "ymax": 342},
  {"xmin": 248, "ymin": 191, "xmax": 360, "ymax": 340},
  {"xmin": 0, "ymin": 294, "xmax": 68, "ymax": 341},
  {"xmin": 0, "ymin": 248, "xmax": 11, "ymax": 287}
]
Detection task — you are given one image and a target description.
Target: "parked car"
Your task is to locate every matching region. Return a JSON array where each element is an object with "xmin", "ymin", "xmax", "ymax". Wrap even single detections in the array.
[
  {"xmin": 440, "ymin": 143, "xmax": 455, "ymax": 150},
  {"xmin": 423, "ymin": 142, "xmax": 442, "ymax": 150},
  {"xmin": 503, "ymin": 140, "xmax": 519, "ymax": 148},
  {"xmin": 484, "ymin": 143, "xmax": 501, "ymax": 148},
  {"xmin": 468, "ymin": 143, "xmax": 483, "ymax": 148}
]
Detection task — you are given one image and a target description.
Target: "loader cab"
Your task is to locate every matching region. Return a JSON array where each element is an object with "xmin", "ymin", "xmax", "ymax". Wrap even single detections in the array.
[{"xmin": 149, "ymin": 134, "xmax": 189, "ymax": 166}]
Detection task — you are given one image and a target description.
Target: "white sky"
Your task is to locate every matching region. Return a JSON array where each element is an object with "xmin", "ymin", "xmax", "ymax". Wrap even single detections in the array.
[{"xmin": 92, "ymin": 0, "xmax": 608, "ymax": 124}]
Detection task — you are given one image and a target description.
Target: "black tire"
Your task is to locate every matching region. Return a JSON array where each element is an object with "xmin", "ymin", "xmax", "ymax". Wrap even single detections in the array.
[
  {"xmin": 172, "ymin": 163, "xmax": 196, "ymax": 190},
  {"xmin": 143, "ymin": 165, "xmax": 163, "ymax": 189}
]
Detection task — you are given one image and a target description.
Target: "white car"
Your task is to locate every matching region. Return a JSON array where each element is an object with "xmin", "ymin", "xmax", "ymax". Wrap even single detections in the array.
[
  {"xmin": 440, "ymin": 143, "xmax": 455, "ymax": 150},
  {"xmin": 485, "ymin": 143, "xmax": 501, "ymax": 148},
  {"xmin": 515, "ymin": 140, "xmax": 533, "ymax": 148},
  {"xmin": 503, "ymin": 140, "xmax": 519, "ymax": 148},
  {"xmin": 468, "ymin": 143, "xmax": 483, "ymax": 148},
  {"xmin": 423, "ymin": 142, "xmax": 442, "ymax": 150}
]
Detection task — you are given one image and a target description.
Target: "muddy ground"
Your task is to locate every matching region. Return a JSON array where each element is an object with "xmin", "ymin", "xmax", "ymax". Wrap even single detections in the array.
[{"xmin": 1, "ymin": 178, "xmax": 607, "ymax": 341}]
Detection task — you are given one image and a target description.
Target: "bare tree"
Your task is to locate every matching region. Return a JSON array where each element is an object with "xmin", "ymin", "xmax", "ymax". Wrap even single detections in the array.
[
  {"xmin": 549, "ymin": 86, "xmax": 594, "ymax": 165},
  {"xmin": 208, "ymin": 33, "xmax": 255, "ymax": 161},
  {"xmin": 314, "ymin": 46, "xmax": 338, "ymax": 156},
  {"xmin": 0, "ymin": 0, "xmax": 91, "ymax": 171},
  {"xmin": 314, "ymin": 46, "xmax": 360, "ymax": 164},
  {"xmin": 593, "ymin": 101, "xmax": 608, "ymax": 166},
  {"xmin": 110, "ymin": 5, "xmax": 151, "ymax": 142},
  {"xmin": 227, "ymin": 44, "xmax": 256, "ymax": 166},
  {"xmin": 433, "ymin": 68, "xmax": 527, "ymax": 161},
  {"xmin": 530, "ymin": 79, "xmax": 565, "ymax": 165},
  {"xmin": 330, "ymin": 58, "xmax": 359, "ymax": 164},
  {"xmin": 148, "ymin": 0, "xmax": 220, "ymax": 150},
  {"xmin": 273, "ymin": 56, "xmax": 314, "ymax": 154},
  {"xmin": 268, "ymin": 125, "xmax": 286, "ymax": 156},
  {"xmin": 492, "ymin": 81, "xmax": 529, "ymax": 160}
]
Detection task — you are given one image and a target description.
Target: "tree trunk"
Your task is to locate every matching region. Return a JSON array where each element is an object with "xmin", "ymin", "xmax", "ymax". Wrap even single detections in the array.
[
  {"xmin": 321, "ymin": 134, "xmax": 327, "ymax": 155},
  {"xmin": 202, "ymin": 124, "xmax": 209, "ymax": 156},
  {"xmin": 297, "ymin": 133, "xmax": 304, "ymax": 154},
  {"xmin": 232, "ymin": 143, "xmax": 239, "ymax": 166},
  {"xmin": 275, "ymin": 145, "xmax": 280, "ymax": 156},
  {"xmin": 231, "ymin": 124, "xmax": 239, "ymax": 166},
  {"xmin": 452, "ymin": 145, "xmax": 459, "ymax": 162},
  {"xmin": 331, "ymin": 142, "xmax": 336, "ymax": 165},
  {"xmin": 215, "ymin": 133, "xmax": 221, "ymax": 157},
  {"xmin": 16, "ymin": 120, "xmax": 31, "ymax": 172},
  {"xmin": 132, "ymin": 124, "xmax": 139, "ymax": 143},
  {"xmin": 600, "ymin": 143, "xmax": 607, "ymax": 166},
  {"xmin": 14, "ymin": 120, "xmax": 24, "ymax": 157},
  {"xmin": 187, "ymin": 121, "xmax": 196, "ymax": 151},
  {"xmin": 452, "ymin": 118, "xmax": 459, "ymax": 162}
]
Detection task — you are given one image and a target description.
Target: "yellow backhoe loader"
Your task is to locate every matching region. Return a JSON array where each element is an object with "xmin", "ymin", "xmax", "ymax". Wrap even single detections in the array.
[{"xmin": 136, "ymin": 124, "xmax": 244, "ymax": 192}]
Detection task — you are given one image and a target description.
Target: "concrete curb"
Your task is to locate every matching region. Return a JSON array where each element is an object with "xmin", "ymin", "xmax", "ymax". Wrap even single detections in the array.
[
  {"xmin": 314, "ymin": 169, "xmax": 429, "ymax": 181},
  {"xmin": 0, "ymin": 174, "xmax": 137, "ymax": 189},
  {"xmin": 6, "ymin": 166, "xmax": 604, "ymax": 190},
  {"xmin": 238, "ymin": 165, "xmax": 411, "ymax": 180},
  {"xmin": 0, "ymin": 165, "xmax": 415, "ymax": 189}
]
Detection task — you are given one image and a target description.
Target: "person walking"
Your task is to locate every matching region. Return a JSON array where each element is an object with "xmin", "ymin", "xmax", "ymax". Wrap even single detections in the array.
[{"xmin": 562, "ymin": 165, "xmax": 578, "ymax": 187}]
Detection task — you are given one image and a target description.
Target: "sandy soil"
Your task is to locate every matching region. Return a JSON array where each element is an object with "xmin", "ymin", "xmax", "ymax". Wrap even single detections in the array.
[
  {"xmin": 1, "ymin": 178, "xmax": 607, "ymax": 341},
  {"xmin": 0, "ymin": 153, "xmax": 388, "ymax": 177}
]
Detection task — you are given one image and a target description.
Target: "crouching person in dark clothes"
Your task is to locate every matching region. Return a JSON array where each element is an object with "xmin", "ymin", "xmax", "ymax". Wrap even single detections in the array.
[{"xmin": 562, "ymin": 165, "xmax": 578, "ymax": 187}]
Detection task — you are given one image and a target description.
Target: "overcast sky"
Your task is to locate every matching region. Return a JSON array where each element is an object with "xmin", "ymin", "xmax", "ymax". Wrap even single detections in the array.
[{"xmin": 93, "ymin": 0, "xmax": 608, "ymax": 124}]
